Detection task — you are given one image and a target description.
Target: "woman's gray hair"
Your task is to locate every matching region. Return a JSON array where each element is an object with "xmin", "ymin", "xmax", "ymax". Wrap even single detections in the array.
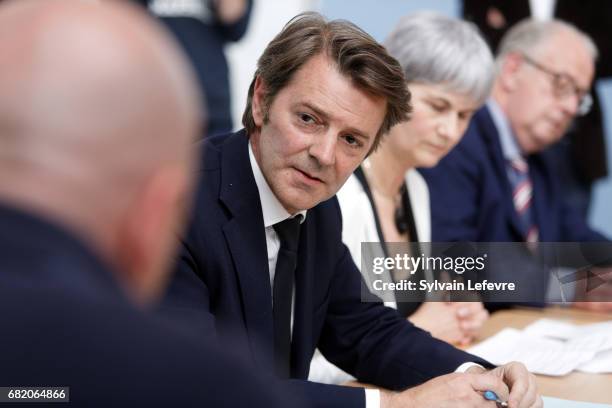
[
  {"xmin": 497, "ymin": 18, "xmax": 598, "ymax": 63},
  {"xmin": 385, "ymin": 12, "xmax": 494, "ymax": 105}
]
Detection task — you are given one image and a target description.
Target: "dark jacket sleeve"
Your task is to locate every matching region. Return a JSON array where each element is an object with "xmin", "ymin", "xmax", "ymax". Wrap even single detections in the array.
[
  {"xmin": 157, "ymin": 234, "xmax": 220, "ymax": 338},
  {"xmin": 163, "ymin": 225, "xmax": 369, "ymax": 408},
  {"xmin": 559, "ymin": 195, "xmax": 610, "ymax": 242},
  {"xmin": 317, "ymin": 203, "xmax": 491, "ymax": 391},
  {"xmin": 420, "ymin": 137, "xmax": 494, "ymax": 243}
]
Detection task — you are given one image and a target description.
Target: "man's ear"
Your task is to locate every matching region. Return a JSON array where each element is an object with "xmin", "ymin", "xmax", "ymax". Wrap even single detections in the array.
[
  {"xmin": 115, "ymin": 165, "xmax": 189, "ymax": 306},
  {"xmin": 498, "ymin": 52, "xmax": 524, "ymax": 93},
  {"xmin": 252, "ymin": 75, "xmax": 266, "ymax": 127}
]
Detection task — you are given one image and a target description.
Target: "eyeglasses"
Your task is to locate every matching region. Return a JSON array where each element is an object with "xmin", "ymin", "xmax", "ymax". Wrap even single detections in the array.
[{"xmin": 521, "ymin": 54, "xmax": 592, "ymax": 116}]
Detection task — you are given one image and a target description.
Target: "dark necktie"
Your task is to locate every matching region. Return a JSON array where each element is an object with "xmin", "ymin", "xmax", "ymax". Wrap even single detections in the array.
[
  {"xmin": 507, "ymin": 157, "xmax": 539, "ymax": 242},
  {"xmin": 272, "ymin": 215, "xmax": 302, "ymax": 378}
]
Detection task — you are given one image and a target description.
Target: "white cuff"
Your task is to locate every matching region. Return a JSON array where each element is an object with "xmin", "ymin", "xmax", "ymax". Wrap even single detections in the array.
[
  {"xmin": 365, "ymin": 388, "xmax": 380, "ymax": 408},
  {"xmin": 456, "ymin": 362, "xmax": 485, "ymax": 373},
  {"xmin": 363, "ymin": 363, "xmax": 482, "ymax": 408}
]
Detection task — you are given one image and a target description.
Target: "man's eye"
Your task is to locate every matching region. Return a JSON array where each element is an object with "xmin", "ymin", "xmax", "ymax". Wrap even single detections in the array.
[
  {"xmin": 343, "ymin": 134, "xmax": 361, "ymax": 147},
  {"xmin": 299, "ymin": 113, "xmax": 315, "ymax": 124},
  {"xmin": 555, "ymin": 78, "xmax": 574, "ymax": 95}
]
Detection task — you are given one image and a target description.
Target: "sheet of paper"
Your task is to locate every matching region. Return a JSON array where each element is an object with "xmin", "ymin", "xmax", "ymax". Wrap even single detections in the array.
[
  {"xmin": 524, "ymin": 319, "xmax": 612, "ymax": 342},
  {"xmin": 577, "ymin": 349, "xmax": 612, "ymax": 373},
  {"xmin": 523, "ymin": 318, "xmax": 582, "ymax": 340},
  {"xmin": 468, "ymin": 328, "xmax": 596, "ymax": 376},
  {"xmin": 522, "ymin": 318, "xmax": 612, "ymax": 370},
  {"xmin": 542, "ymin": 396, "xmax": 612, "ymax": 408}
]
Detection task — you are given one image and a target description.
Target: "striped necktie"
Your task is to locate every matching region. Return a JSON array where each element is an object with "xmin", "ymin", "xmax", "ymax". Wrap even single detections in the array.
[{"xmin": 507, "ymin": 157, "xmax": 539, "ymax": 243}]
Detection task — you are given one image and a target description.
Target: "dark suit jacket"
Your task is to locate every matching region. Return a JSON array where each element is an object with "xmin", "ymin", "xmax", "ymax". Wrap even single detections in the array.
[
  {"xmin": 133, "ymin": 0, "xmax": 252, "ymax": 137},
  {"xmin": 162, "ymin": 130, "xmax": 490, "ymax": 408},
  {"xmin": 0, "ymin": 202, "xmax": 297, "ymax": 407},
  {"xmin": 420, "ymin": 107, "xmax": 609, "ymax": 304},
  {"xmin": 463, "ymin": 0, "xmax": 610, "ymax": 183},
  {"xmin": 421, "ymin": 106, "xmax": 607, "ymax": 244}
]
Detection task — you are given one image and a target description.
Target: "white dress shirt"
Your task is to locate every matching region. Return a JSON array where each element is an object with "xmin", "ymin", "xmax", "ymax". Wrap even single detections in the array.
[
  {"xmin": 487, "ymin": 99, "xmax": 523, "ymax": 163},
  {"xmin": 248, "ymin": 144, "xmax": 383, "ymax": 406},
  {"xmin": 249, "ymin": 142, "xmax": 480, "ymax": 407},
  {"xmin": 528, "ymin": 0, "xmax": 556, "ymax": 21},
  {"xmin": 248, "ymin": 142, "xmax": 306, "ymax": 296}
]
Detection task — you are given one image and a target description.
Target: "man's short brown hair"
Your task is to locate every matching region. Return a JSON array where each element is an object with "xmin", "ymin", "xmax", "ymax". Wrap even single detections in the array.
[{"xmin": 242, "ymin": 12, "xmax": 411, "ymax": 152}]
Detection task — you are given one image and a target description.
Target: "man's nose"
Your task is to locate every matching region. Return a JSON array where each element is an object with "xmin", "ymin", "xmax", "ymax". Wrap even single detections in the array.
[
  {"xmin": 559, "ymin": 91, "xmax": 580, "ymax": 117},
  {"xmin": 309, "ymin": 132, "xmax": 336, "ymax": 167}
]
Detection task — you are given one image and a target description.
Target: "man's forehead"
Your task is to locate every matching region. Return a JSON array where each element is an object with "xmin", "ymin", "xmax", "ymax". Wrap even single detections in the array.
[
  {"xmin": 536, "ymin": 30, "xmax": 594, "ymax": 88},
  {"xmin": 282, "ymin": 55, "xmax": 385, "ymax": 133}
]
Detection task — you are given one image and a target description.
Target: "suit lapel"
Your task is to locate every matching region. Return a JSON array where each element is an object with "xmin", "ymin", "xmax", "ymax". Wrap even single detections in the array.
[
  {"xmin": 219, "ymin": 130, "xmax": 275, "ymax": 371},
  {"xmin": 477, "ymin": 108, "xmax": 525, "ymax": 239}
]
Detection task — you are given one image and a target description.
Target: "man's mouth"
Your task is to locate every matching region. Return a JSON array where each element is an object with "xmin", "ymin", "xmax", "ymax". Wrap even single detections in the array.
[{"xmin": 293, "ymin": 167, "xmax": 323, "ymax": 184}]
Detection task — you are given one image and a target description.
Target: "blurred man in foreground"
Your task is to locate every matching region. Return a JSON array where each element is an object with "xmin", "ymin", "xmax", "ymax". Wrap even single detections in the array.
[{"xmin": 0, "ymin": 0, "xmax": 298, "ymax": 406}]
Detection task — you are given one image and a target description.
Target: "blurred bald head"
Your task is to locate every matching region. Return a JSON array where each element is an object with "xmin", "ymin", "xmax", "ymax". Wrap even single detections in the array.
[{"xmin": 0, "ymin": 0, "xmax": 201, "ymax": 305}]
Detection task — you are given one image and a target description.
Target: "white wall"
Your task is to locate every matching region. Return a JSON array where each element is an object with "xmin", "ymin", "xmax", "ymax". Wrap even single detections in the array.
[
  {"xmin": 589, "ymin": 80, "xmax": 612, "ymax": 235},
  {"xmin": 226, "ymin": 0, "xmax": 317, "ymax": 131}
]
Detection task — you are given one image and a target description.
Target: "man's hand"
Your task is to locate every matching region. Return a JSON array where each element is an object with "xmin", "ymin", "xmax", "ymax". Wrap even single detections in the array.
[
  {"xmin": 453, "ymin": 301, "xmax": 489, "ymax": 344},
  {"xmin": 408, "ymin": 302, "xmax": 466, "ymax": 345},
  {"xmin": 574, "ymin": 274, "xmax": 612, "ymax": 312},
  {"xmin": 572, "ymin": 267, "xmax": 612, "ymax": 312},
  {"xmin": 213, "ymin": 0, "xmax": 248, "ymax": 24},
  {"xmin": 380, "ymin": 362, "xmax": 541, "ymax": 408},
  {"xmin": 574, "ymin": 301, "xmax": 612, "ymax": 312},
  {"xmin": 409, "ymin": 301, "xmax": 489, "ymax": 346},
  {"xmin": 488, "ymin": 362, "xmax": 541, "ymax": 408},
  {"xmin": 381, "ymin": 371, "xmax": 509, "ymax": 408}
]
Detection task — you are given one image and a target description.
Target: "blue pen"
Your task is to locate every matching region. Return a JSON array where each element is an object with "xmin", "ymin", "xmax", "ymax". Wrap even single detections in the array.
[{"xmin": 483, "ymin": 390, "xmax": 509, "ymax": 407}]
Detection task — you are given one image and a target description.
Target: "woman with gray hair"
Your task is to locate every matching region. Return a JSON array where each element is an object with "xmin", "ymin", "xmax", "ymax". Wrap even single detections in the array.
[{"xmin": 309, "ymin": 12, "xmax": 495, "ymax": 384}]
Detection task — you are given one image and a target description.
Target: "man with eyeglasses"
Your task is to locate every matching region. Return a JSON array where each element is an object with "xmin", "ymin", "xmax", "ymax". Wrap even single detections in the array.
[
  {"xmin": 463, "ymin": 0, "xmax": 612, "ymax": 219},
  {"xmin": 421, "ymin": 19, "xmax": 612, "ymax": 310}
]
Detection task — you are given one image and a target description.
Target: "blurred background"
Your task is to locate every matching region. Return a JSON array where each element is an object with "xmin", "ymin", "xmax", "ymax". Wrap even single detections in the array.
[{"xmin": 151, "ymin": 0, "xmax": 612, "ymax": 237}]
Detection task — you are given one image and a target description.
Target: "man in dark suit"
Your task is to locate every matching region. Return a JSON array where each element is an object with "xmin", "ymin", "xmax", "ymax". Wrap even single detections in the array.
[
  {"xmin": 0, "ymin": 1, "xmax": 300, "ymax": 406},
  {"xmin": 421, "ymin": 19, "xmax": 611, "ymax": 307},
  {"xmin": 463, "ymin": 0, "xmax": 611, "ymax": 217},
  {"xmin": 164, "ymin": 12, "xmax": 542, "ymax": 408},
  {"xmin": 135, "ymin": 0, "xmax": 253, "ymax": 137}
]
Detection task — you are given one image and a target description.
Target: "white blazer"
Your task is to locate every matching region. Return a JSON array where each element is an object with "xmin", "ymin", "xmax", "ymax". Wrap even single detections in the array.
[{"xmin": 308, "ymin": 168, "xmax": 432, "ymax": 384}]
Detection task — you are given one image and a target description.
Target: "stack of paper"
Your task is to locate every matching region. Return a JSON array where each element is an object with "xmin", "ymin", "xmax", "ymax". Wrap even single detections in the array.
[
  {"xmin": 467, "ymin": 318, "xmax": 612, "ymax": 376},
  {"xmin": 543, "ymin": 396, "xmax": 612, "ymax": 408},
  {"xmin": 523, "ymin": 318, "xmax": 612, "ymax": 374}
]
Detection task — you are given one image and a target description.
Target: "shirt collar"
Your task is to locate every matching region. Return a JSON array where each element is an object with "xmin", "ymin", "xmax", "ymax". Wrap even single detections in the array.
[
  {"xmin": 248, "ymin": 141, "xmax": 307, "ymax": 228},
  {"xmin": 486, "ymin": 99, "xmax": 524, "ymax": 161}
]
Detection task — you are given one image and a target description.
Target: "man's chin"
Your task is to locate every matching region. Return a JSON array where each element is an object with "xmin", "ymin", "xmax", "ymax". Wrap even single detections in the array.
[
  {"xmin": 282, "ymin": 192, "xmax": 333, "ymax": 214},
  {"xmin": 278, "ymin": 193, "xmax": 316, "ymax": 214},
  {"xmin": 532, "ymin": 134, "xmax": 561, "ymax": 153},
  {"xmin": 521, "ymin": 134, "xmax": 547, "ymax": 154}
]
